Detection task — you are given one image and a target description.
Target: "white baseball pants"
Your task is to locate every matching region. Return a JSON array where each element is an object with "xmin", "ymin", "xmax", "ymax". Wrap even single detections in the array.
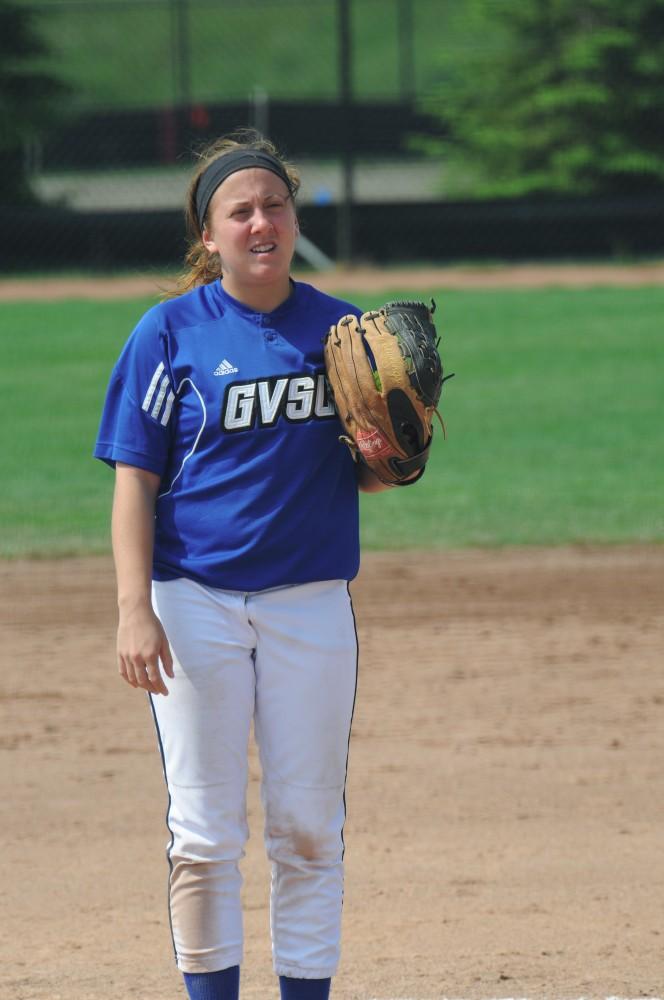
[{"xmin": 149, "ymin": 577, "xmax": 358, "ymax": 979}]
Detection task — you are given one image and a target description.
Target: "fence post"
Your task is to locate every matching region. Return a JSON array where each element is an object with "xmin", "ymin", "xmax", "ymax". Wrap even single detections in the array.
[
  {"xmin": 251, "ymin": 86, "xmax": 270, "ymax": 138},
  {"xmin": 398, "ymin": 0, "xmax": 415, "ymax": 99},
  {"xmin": 172, "ymin": 0, "xmax": 191, "ymax": 107},
  {"xmin": 337, "ymin": 0, "xmax": 354, "ymax": 264}
]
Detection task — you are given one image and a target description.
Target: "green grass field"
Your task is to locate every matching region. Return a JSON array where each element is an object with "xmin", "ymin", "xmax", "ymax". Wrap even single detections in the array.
[{"xmin": 1, "ymin": 284, "xmax": 662, "ymax": 558}]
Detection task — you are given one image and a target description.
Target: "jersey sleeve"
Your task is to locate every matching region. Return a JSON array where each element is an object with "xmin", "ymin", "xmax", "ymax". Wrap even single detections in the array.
[{"xmin": 93, "ymin": 307, "xmax": 175, "ymax": 476}]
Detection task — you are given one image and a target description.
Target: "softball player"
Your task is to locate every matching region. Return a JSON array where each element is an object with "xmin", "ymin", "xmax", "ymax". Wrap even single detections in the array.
[{"xmin": 94, "ymin": 131, "xmax": 389, "ymax": 1000}]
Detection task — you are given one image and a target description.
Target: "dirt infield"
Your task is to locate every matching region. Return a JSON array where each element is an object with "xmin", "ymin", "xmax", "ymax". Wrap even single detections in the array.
[
  {"xmin": 2, "ymin": 260, "xmax": 664, "ymax": 302},
  {"xmin": 2, "ymin": 546, "xmax": 663, "ymax": 1000}
]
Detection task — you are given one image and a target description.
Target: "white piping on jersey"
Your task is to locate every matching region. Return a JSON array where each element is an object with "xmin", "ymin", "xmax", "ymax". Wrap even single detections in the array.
[
  {"xmin": 151, "ymin": 375, "xmax": 171, "ymax": 419},
  {"xmin": 158, "ymin": 378, "xmax": 206, "ymax": 499},
  {"xmin": 143, "ymin": 363, "xmax": 176, "ymax": 427},
  {"xmin": 161, "ymin": 391, "xmax": 176, "ymax": 426},
  {"xmin": 142, "ymin": 362, "xmax": 165, "ymax": 412}
]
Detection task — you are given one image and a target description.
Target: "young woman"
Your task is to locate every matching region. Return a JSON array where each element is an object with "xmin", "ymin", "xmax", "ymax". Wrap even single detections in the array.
[{"xmin": 94, "ymin": 131, "xmax": 389, "ymax": 1000}]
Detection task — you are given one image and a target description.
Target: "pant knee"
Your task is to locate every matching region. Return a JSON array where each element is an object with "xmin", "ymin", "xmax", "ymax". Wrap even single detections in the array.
[
  {"xmin": 168, "ymin": 803, "xmax": 248, "ymax": 864},
  {"xmin": 264, "ymin": 785, "xmax": 345, "ymax": 865},
  {"xmin": 282, "ymin": 822, "xmax": 334, "ymax": 863}
]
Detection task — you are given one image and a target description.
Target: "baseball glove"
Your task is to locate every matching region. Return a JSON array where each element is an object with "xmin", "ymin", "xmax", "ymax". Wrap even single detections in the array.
[{"xmin": 323, "ymin": 299, "xmax": 452, "ymax": 486}]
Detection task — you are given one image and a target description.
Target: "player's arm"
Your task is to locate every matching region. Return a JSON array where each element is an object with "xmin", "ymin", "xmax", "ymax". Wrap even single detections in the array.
[
  {"xmin": 112, "ymin": 462, "xmax": 174, "ymax": 696},
  {"xmin": 356, "ymin": 462, "xmax": 392, "ymax": 493},
  {"xmin": 356, "ymin": 462, "xmax": 421, "ymax": 493}
]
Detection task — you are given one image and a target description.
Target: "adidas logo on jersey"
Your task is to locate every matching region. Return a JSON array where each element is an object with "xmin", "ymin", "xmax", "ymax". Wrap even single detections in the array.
[{"xmin": 213, "ymin": 359, "xmax": 239, "ymax": 376}]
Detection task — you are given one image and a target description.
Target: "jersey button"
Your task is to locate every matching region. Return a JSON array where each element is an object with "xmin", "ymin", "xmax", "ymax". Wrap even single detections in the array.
[{"xmin": 265, "ymin": 331, "xmax": 277, "ymax": 342}]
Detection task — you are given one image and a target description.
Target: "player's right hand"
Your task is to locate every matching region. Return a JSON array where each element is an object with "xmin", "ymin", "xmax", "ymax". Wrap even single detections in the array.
[{"xmin": 116, "ymin": 605, "xmax": 175, "ymax": 697}]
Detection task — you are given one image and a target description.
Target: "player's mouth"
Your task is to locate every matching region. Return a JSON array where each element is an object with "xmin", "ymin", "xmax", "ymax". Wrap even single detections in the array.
[{"xmin": 250, "ymin": 243, "xmax": 277, "ymax": 255}]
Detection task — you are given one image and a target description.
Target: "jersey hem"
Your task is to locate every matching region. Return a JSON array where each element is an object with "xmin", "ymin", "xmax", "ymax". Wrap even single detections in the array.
[{"xmin": 152, "ymin": 565, "xmax": 360, "ymax": 592}]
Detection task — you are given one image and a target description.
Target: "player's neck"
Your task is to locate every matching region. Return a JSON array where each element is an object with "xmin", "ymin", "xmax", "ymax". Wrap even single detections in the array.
[{"xmin": 221, "ymin": 275, "xmax": 293, "ymax": 314}]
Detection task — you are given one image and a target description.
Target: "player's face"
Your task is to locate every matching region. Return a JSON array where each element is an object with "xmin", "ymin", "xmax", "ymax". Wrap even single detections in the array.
[{"xmin": 201, "ymin": 168, "xmax": 299, "ymax": 308}]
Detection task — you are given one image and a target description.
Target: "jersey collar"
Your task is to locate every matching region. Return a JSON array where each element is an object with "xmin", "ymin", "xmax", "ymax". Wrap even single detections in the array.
[{"xmin": 210, "ymin": 278, "xmax": 299, "ymax": 321}]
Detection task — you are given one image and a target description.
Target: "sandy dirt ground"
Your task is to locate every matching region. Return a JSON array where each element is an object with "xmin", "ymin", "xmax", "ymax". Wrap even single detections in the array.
[
  {"xmin": 2, "ymin": 546, "xmax": 663, "ymax": 1000},
  {"xmin": 2, "ymin": 261, "xmax": 664, "ymax": 301}
]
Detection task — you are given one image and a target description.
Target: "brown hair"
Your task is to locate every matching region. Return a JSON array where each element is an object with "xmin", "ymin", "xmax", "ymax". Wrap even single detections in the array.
[{"xmin": 168, "ymin": 129, "xmax": 301, "ymax": 298}]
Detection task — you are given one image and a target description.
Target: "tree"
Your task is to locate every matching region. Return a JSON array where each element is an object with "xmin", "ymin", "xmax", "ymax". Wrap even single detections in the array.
[
  {"xmin": 0, "ymin": 0, "xmax": 68, "ymax": 204},
  {"xmin": 421, "ymin": 0, "xmax": 664, "ymax": 197}
]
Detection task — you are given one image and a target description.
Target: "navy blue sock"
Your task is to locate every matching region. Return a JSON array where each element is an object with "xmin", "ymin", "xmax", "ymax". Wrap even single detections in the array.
[
  {"xmin": 279, "ymin": 975, "xmax": 331, "ymax": 1000},
  {"xmin": 183, "ymin": 966, "xmax": 240, "ymax": 1000}
]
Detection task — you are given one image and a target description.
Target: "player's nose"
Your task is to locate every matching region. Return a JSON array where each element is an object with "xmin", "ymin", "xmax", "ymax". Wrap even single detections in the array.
[{"xmin": 250, "ymin": 207, "xmax": 274, "ymax": 233}]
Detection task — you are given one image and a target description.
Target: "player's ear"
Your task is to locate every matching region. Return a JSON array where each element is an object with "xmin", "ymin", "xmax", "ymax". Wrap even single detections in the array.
[{"xmin": 201, "ymin": 226, "xmax": 219, "ymax": 255}]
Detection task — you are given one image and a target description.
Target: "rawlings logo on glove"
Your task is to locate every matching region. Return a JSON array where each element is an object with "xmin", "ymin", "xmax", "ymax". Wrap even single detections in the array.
[{"xmin": 323, "ymin": 300, "xmax": 453, "ymax": 486}]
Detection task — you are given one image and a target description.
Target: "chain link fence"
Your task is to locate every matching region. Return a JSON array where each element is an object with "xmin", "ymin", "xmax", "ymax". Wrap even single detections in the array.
[
  {"xmin": 6, "ymin": 0, "xmax": 664, "ymax": 270},
  {"xmin": 20, "ymin": 0, "xmax": 446, "ymax": 217}
]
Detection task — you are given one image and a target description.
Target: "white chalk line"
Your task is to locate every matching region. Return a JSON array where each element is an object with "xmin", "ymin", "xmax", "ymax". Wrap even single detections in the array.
[{"xmin": 368, "ymin": 996, "xmax": 663, "ymax": 1000}]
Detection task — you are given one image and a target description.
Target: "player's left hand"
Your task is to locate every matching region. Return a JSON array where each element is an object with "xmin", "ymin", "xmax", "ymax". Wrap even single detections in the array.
[{"xmin": 324, "ymin": 300, "xmax": 452, "ymax": 487}]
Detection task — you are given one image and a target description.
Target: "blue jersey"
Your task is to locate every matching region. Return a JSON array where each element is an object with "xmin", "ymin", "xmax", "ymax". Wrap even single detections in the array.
[{"xmin": 94, "ymin": 279, "xmax": 362, "ymax": 591}]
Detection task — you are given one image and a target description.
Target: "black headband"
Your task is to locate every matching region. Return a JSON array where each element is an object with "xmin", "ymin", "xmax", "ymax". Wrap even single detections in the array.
[{"xmin": 195, "ymin": 149, "xmax": 294, "ymax": 229}]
